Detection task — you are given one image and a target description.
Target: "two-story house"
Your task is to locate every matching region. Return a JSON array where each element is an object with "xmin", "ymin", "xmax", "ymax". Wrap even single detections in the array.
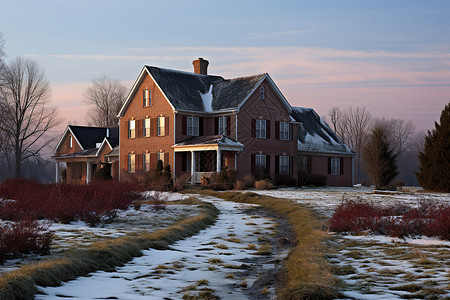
[{"xmin": 54, "ymin": 58, "xmax": 354, "ymax": 186}]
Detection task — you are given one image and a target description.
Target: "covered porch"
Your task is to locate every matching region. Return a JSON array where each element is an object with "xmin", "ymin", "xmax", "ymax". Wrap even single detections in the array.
[{"xmin": 173, "ymin": 135, "xmax": 243, "ymax": 184}]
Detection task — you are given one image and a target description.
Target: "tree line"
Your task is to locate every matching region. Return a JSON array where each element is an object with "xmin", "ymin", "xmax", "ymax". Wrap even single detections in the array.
[{"xmin": 325, "ymin": 104, "xmax": 449, "ymax": 192}]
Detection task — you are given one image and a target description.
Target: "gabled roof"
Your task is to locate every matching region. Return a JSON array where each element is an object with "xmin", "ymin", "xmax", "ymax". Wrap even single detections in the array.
[
  {"xmin": 118, "ymin": 66, "xmax": 290, "ymax": 116},
  {"xmin": 291, "ymin": 107, "xmax": 355, "ymax": 156},
  {"xmin": 54, "ymin": 125, "xmax": 119, "ymax": 152}
]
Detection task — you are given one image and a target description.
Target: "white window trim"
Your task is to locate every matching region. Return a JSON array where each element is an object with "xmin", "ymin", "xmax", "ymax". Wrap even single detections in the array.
[
  {"xmin": 187, "ymin": 116, "xmax": 199, "ymax": 136},
  {"xmin": 157, "ymin": 117, "xmax": 165, "ymax": 136},
  {"xmin": 331, "ymin": 158, "xmax": 340, "ymax": 175},
  {"xmin": 279, "ymin": 156, "xmax": 289, "ymax": 174},
  {"xmin": 256, "ymin": 119, "xmax": 266, "ymax": 139},
  {"xmin": 279, "ymin": 122, "xmax": 289, "ymax": 140},
  {"xmin": 218, "ymin": 116, "xmax": 227, "ymax": 135},
  {"xmin": 69, "ymin": 136, "xmax": 73, "ymax": 148},
  {"xmin": 128, "ymin": 153, "xmax": 135, "ymax": 173},
  {"xmin": 129, "ymin": 120, "xmax": 136, "ymax": 139},
  {"xmin": 143, "ymin": 89, "xmax": 151, "ymax": 107},
  {"xmin": 255, "ymin": 154, "xmax": 266, "ymax": 171},
  {"xmin": 144, "ymin": 118, "xmax": 151, "ymax": 137}
]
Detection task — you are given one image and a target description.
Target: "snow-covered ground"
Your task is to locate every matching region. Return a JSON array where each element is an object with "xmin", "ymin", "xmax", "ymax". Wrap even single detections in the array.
[
  {"xmin": 253, "ymin": 187, "xmax": 450, "ymax": 299},
  {"xmin": 36, "ymin": 196, "xmax": 286, "ymax": 300}
]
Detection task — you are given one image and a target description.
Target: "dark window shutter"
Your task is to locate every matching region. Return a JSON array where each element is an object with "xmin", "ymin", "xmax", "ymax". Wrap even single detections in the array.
[
  {"xmin": 307, "ymin": 156, "xmax": 312, "ymax": 173},
  {"xmin": 182, "ymin": 116, "xmax": 187, "ymax": 135},
  {"xmin": 150, "ymin": 153, "xmax": 157, "ymax": 170},
  {"xmin": 215, "ymin": 117, "xmax": 219, "ymax": 135},
  {"xmin": 251, "ymin": 154, "xmax": 255, "ymax": 174},
  {"xmin": 181, "ymin": 153, "xmax": 186, "ymax": 172},
  {"xmin": 289, "ymin": 123, "xmax": 294, "ymax": 141},
  {"xmin": 340, "ymin": 158, "xmax": 344, "ymax": 175},
  {"xmin": 289, "ymin": 156, "xmax": 293, "ymax": 175},
  {"xmin": 328, "ymin": 157, "xmax": 332, "ymax": 174},
  {"xmin": 275, "ymin": 121, "xmax": 279, "ymax": 140},
  {"xmin": 251, "ymin": 119, "xmax": 256, "ymax": 138},
  {"xmin": 164, "ymin": 152, "xmax": 169, "ymax": 167},
  {"xmin": 128, "ymin": 121, "xmax": 131, "ymax": 138},
  {"xmin": 266, "ymin": 120, "xmax": 270, "ymax": 139},
  {"xmin": 266, "ymin": 155, "xmax": 271, "ymax": 173},
  {"xmin": 226, "ymin": 116, "xmax": 231, "ymax": 136},
  {"xmin": 165, "ymin": 116, "xmax": 170, "ymax": 136},
  {"xmin": 275, "ymin": 155, "xmax": 279, "ymax": 174},
  {"xmin": 136, "ymin": 153, "xmax": 142, "ymax": 171},
  {"xmin": 199, "ymin": 117, "xmax": 204, "ymax": 136},
  {"xmin": 149, "ymin": 89, "xmax": 152, "ymax": 106},
  {"xmin": 137, "ymin": 120, "xmax": 142, "ymax": 138}
]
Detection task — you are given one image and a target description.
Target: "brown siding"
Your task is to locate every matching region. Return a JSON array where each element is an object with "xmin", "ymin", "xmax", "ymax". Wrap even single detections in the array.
[
  {"xmin": 119, "ymin": 73, "xmax": 175, "ymax": 181},
  {"xmin": 55, "ymin": 132, "xmax": 82, "ymax": 156}
]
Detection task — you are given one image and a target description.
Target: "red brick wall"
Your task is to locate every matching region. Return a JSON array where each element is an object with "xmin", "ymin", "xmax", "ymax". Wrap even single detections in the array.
[
  {"xmin": 236, "ymin": 79, "xmax": 298, "ymax": 179},
  {"xmin": 307, "ymin": 155, "xmax": 353, "ymax": 186},
  {"xmin": 119, "ymin": 73, "xmax": 175, "ymax": 181}
]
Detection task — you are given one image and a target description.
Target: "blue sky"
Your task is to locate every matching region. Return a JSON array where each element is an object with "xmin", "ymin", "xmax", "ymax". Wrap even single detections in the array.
[{"xmin": 2, "ymin": 0, "xmax": 450, "ymax": 131}]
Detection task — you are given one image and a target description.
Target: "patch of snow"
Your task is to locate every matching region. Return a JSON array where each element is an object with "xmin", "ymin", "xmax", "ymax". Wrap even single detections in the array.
[{"xmin": 200, "ymin": 84, "xmax": 213, "ymax": 112}]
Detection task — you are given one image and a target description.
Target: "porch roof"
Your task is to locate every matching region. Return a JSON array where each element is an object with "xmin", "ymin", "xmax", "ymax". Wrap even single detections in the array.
[
  {"xmin": 172, "ymin": 135, "xmax": 243, "ymax": 152},
  {"xmin": 53, "ymin": 148, "xmax": 98, "ymax": 160}
]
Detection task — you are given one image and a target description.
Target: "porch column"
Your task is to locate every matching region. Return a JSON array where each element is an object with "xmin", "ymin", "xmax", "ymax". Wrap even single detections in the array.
[
  {"xmin": 217, "ymin": 149, "xmax": 221, "ymax": 172},
  {"xmin": 190, "ymin": 151, "xmax": 196, "ymax": 184},
  {"xmin": 55, "ymin": 162, "xmax": 60, "ymax": 183},
  {"xmin": 86, "ymin": 162, "xmax": 92, "ymax": 184}
]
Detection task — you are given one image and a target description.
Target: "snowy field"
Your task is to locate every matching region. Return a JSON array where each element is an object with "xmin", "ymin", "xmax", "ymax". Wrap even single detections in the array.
[
  {"xmin": 36, "ymin": 196, "xmax": 286, "ymax": 300},
  {"xmin": 253, "ymin": 187, "xmax": 450, "ymax": 299}
]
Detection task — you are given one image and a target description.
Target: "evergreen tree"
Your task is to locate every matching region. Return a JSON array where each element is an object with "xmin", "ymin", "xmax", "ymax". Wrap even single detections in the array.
[
  {"xmin": 154, "ymin": 160, "xmax": 163, "ymax": 178},
  {"xmin": 363, "ymin": 124, "xmax": 399, "ymax": 189},
  {"xmin": 416, "ymin": 102, "xmax": 450, "ymax": 192}
]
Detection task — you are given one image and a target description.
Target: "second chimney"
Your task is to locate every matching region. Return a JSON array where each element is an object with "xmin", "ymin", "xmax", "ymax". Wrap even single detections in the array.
[{"xmin": 193, "ymin": 57, "xmax": 209, "ymax": 75}]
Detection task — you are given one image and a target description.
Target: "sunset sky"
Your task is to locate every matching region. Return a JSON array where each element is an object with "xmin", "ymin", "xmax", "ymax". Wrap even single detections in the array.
[{"xmin": 2, "ymin": 0, "xmax": 450, "ymax": 133}]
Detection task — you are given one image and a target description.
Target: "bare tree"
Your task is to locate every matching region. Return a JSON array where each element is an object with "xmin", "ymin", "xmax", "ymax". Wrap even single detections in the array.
[
  {"xmin": 0, "ymin": 57, "xmax": 61, "ymax": 178},
  {"xmin": 84, "ymin": 75, "xmax": 128, "ymax": 126},
  {"xmin": 327, "ymin": 106, "xmax": 342, "ymax": 132}
]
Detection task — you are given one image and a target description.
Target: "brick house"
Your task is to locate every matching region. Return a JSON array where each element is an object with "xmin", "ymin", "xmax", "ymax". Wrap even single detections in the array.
[
  {"xmin": 53, "ymin": 126, "xmax": 119, "ymax": 184},
  {"xmin": 54, "ymin": 58, "xmax": 355, "ymax": 186}
]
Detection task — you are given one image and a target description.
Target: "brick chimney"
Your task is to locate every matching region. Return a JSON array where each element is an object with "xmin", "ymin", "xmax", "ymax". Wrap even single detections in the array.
[{"xmin": 192, "ymin": 57, "xmax": 209, "ymax": 75}]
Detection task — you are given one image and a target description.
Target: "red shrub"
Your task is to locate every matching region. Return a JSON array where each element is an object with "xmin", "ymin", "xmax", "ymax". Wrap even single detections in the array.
[{"xmin": 0, "ymin": 220, "xmax": 52, "ymax": 263}]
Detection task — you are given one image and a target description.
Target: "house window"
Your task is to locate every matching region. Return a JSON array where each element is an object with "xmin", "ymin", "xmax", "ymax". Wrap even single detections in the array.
[
  {"xmin": 279, "ymin": 122, "xmax": 289, "ymax": 140},
  {"xmin": 143, "ymin": 153, "xmax": 151, "ymax": 172},
  {"xmin": 128, "ymin": 153, "xmax": 135, "ymax": 173},
  {"xmin": 331, "ymin": 158, "xmax": 340, "ymax": 175},
  {"xmin": 256, "ymin": 119, "xmax": 266, "ymax": 139},
  {"xmin": 187, "ymin": 116, "xmax": 199, "ymax": 136},
  {"xmin": 255, "ymin": 154, "xmax": 266, "ymax": 173},
  {"xmin": 143, "ymin": 118, "xmax": 151, "ymax": 137},
  {"xmin": 157, "ymin": 152, "xmax": 165, "ymax": 165},
  {"xmin": 218, "ymin": 116, "xmax": 227, "ymax": 135},
  {"xmin": 260, "ymin": 86, "xmax": 265, "ymax": 99},
  {"xmin": 69, "ymin": 136, "xmax": 73, "ymax": 148},
  {"xmin": 157, "ymin": 116, "xmax": 165, "ymax": 136},
  {"xmin": 279, "ymin": 156, "xmax": 290, "ymax": 174},
  {"xmin": 128, "ymin": 120, "xmax": 136, "ymax": 138},
  {"xmin": 143, "ymin": 89, "xmax": 151, "ymax": 107}
]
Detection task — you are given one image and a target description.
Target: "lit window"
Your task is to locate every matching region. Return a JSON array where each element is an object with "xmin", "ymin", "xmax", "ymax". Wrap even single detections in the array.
[
  {"xmin": 157, "ymin": 152, "xmax": 165, "ymax": 165},
  {"xmin": 256, "ymin": 119, "xmax": 266, "ymax": 139},
  {"xmin": 218, "ymin": 117, "xmax": 227, "ymax": 135},
  {"xmin": 69, "ymin": 136, "xmax": 73, "ymax": 148},
  {"xmin": 279, "ymin": 156, "xmax": 290, "ymax": 174},
  {"xmin": 279, "ymin": 122, "xmax": 289, "ymax": 140},
  {"xmin": 128, "ymin": 120, "xmax": 136, "ymax": 138},
  {"xmin": 157, "ymin": 117, "xmax": 165, "ymax": 136},
  {"xmin": 260, "ymin": 86, "xmax": 264, "ymax": 99},
  {"xmin": 187, "ymin": 116, "xmax": 199, "ymax": 136},
  {"xmin": 128, "ymin": 153, "xmax": 135, "ymax": 173},
  {"xmin": 143, "ymin": 153, "xmax": 151, "ymax": 172},
  {"xmin": 143, "ymin": 89, "xmax": 151, "ymax": 107},
  {"xmin": 255, "ymin": 154, "xmax": 266, "ymax": 173},
  {"xmin": 331, "ymin": 158, "xmax": 340, "ymax": 175},
  {"xmin": 143, "ymin": 118, "xmax": 150, "ymax": 137}
]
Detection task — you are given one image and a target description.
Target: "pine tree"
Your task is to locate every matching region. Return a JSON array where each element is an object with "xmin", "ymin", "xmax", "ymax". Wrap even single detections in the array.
[
  {"xmin": 363, "ymin": 124, "xmax": 399, "ymax": 189},
  {"xmin": 416, "ymin": 102, "xmax": 450, "ymax": 192}
]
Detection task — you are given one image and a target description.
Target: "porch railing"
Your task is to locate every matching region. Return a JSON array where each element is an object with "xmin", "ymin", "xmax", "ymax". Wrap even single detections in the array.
[{"xmin": 192, "ymin": 172, "xmax": 215, "ymax": 183}]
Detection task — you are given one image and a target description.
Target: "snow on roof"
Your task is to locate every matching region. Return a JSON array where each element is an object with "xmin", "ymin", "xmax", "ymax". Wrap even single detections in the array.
[
  {"xmin": 291, "ymin": 107, "xmax": 354, "ymax": 155},
  {"xmin": 173, "ymin": 135, "xmax": 244, "ymax": 148},
  {"xmin": 200, "ymin": 84, "xmax": 213, "ymax": 112}
]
